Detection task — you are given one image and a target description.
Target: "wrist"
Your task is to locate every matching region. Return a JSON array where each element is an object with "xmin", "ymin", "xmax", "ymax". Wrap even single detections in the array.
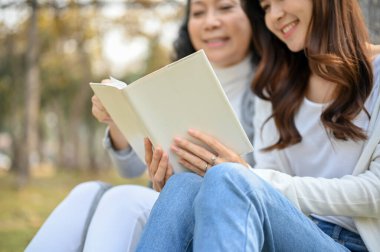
[{"xmin": 108, "ymin": 124, "xmax": 129, "ymax": 150}]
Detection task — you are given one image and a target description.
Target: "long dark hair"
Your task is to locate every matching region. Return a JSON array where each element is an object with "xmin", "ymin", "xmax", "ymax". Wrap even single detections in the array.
[
  {"xmin": 173, "ymin": 0, "xmax": 260, "ymax": 65},
  {"xmin": 246, "ymin": 0, "xmax": 373, "ymax": 150}
]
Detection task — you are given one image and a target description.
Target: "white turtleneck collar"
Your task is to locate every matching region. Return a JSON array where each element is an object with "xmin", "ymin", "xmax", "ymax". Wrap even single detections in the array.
[
  {"xmin": 211, "ymin": 55, "xmax": 254, "ymax": 119},
  {"xmin": 212, "ymin": 55, "xmax": 253, "ymax": 87}
]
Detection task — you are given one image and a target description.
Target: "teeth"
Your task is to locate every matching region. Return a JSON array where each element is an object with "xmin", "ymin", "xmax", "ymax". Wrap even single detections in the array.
[
  {"xmin": 282, "ymin": 22, "xmax": 296, "ymax": 34},
  {"xmin": 207, "ymin": 39, "xmax": 224, "ymax": 43}
]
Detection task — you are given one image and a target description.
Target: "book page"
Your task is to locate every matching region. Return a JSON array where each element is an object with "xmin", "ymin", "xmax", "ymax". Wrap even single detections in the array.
[
  {"xmin": 126, "ymin": 50, "xmax": 253, "ymax": 173},
  {"xmin": 109, "ymin": 76, "xmax": 128, "ymax": 89},
  {"xmin": 89, "ymin": 83, "xmax": 149, "ymax": 163}
]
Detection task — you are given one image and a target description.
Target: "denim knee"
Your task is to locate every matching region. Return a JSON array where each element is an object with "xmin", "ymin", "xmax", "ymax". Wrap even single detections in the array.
[
  {"xmin": 194, "ymin": 163, "xmax": 267, "ymax": 210},
  {"xmin": 163, "ymin": 172, "xmax": 203, "ymax": 193},
  {"xmin": 204, "ymin": 162, "xmax": 262, "ymax": 191}
]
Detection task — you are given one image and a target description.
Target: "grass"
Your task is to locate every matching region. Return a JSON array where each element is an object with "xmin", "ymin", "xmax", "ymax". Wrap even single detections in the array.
[{"xmin": 0, "ymin": 169, "xmax": 149, "ymax": 252}]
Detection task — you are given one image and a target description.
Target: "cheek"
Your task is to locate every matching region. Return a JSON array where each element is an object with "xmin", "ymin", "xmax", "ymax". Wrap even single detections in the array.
[
  {"xmin": 188, "ymin": 21, "xmax": 202, "ymax": 49},
  {"xmin": 264, "ymin": 16, "xmax": 275, "ymax": 35},
  {"xmin": 230, "ymin": 17, "xmax": 251, "ymax": 41}
]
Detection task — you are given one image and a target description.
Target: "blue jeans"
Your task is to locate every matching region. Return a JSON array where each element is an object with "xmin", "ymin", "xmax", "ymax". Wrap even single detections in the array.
[
  {"xmin": 136, "ymin": 163, "xmax": 362, "ymax": 251},
  {"xmin": 311, "ymin": 217, "xmax": 368, "ymax": 252}
]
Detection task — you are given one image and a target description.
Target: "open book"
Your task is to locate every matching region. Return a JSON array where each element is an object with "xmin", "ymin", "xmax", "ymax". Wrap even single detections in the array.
[{"xmin": 90, "ymin": 50, "xmax": 253, "ymax": 173}]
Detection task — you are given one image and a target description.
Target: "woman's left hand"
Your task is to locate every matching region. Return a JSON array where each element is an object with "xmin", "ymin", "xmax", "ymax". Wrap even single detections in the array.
[
  {"xmin": 171, "ymin": 129, "xmax": 249, "ymax": 176},
  {"xmin": 145, "ymin": 138, "xmax": 173, "ymax": 192}
]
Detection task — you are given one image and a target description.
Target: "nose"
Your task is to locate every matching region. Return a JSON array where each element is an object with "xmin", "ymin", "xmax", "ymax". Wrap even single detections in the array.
[
  {"xmin": 204, "ymin": 11, "xmax": 221, "ymax": 30},
  {"xmin": 269, "ymin": 3, "xmax": 285, "ymax": 21}
]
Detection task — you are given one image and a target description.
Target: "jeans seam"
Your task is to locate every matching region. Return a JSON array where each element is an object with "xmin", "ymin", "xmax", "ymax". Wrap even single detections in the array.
[
  {"xmin": 244, "ymin": 204, "xmax": 252, "ymax": 252},
  {"xmin": 184, "ymin": 238, "xmax": 193, "ymax": 251}
]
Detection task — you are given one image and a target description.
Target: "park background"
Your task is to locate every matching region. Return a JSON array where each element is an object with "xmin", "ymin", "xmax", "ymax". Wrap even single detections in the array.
[{"xmin": 0, "ymin": 0, "xmax": 379, "ymax": 251}]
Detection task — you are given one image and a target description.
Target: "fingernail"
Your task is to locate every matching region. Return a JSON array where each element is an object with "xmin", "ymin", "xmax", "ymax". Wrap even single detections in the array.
[
  {"xmin": 171, "ymin": 145, "xmax": 178, "ymax": 152},
  {"xmin": 173, "ymin": 137, "xmax": 181, "ymax": 143},
  {"xmin": 188, "ymin": 128, "xmax": 197, "ymax": 134}
]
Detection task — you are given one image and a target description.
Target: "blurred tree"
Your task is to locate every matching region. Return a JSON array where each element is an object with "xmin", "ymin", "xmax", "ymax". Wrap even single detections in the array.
[
  {"xmin": 0, "ymin": 0, "xmax": 378, "ymax": 187},
  {"xmin": 18, "ymin": 0, "xmax": 40, "ymax": 187},
  {"xmin": 0, "ymin": 0, "xmax": 184, "ymax": 186},
  {"xmin": 360, "ymin": 0, "xmax": 380, "ymax": 43}
]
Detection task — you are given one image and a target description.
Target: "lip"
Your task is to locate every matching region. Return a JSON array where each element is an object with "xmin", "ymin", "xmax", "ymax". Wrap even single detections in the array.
[
  {"xmin": 203, "ymin": 37, "xmax": 229, "ymax": 48},
  {"xmin": 280, "ymin": 20, "xmax": 299, "ymax": 39}
]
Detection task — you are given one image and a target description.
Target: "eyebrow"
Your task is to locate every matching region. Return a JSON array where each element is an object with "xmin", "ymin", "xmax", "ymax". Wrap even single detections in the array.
[{"xmin": 190, "ymin": 0, "xmax": 205, "ymax": 6}]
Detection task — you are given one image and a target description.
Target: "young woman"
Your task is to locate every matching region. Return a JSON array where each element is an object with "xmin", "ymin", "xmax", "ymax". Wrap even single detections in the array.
[
  {"xmin": 25, "ymin": 0, "xmax": 259, "ymax": 251},
  {"xmin": 135, "ymin": 0, "xmax": 380, "ymax": 251}
]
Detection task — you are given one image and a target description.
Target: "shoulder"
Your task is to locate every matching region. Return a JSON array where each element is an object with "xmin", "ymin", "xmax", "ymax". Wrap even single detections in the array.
[
  {"xmin": 369, "ymin": 43, "xmax": 380, "ymax": 58},
  {"xmin": 372, "ymin": 54, "xmax": 380, "ymax": 90},
  {"xmin": 372, "ymin": 53, "xmax": 380, "ymax": 71}
]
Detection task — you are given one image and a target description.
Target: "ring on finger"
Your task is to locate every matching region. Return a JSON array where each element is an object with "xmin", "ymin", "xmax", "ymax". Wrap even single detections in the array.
[
  {"xmin": 210, "ymin": 155, "xmax": 218, "ymax": 166},
  {"xmin": 203, "ymin": 162, "xmax": 209, "ymax": 172}
]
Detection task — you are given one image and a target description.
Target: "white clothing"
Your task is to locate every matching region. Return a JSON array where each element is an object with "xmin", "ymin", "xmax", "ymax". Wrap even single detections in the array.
[
  {"xmin": 253, "ymin": 55, "xmax": 380, "ymax": 251},
  {"xmin": 25, "ymin": 182, "xmax": 158, "ymax": 252},
  {"xmin": 284, "ymin": 82, "xmax": 379, "ymax": 233},
  {"xmin": 213, "ymin": 55, "xmax": 254, "ymax": 122},
  {"xmin": 25, "ymin": 182, "xmax": 110, "ymax": 252},
  {"xmin": 83, "ymin": 185, "xmax": 158, "ymax": 252}
]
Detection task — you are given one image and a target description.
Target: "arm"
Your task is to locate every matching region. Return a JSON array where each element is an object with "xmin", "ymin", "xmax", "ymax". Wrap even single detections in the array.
[
  {"xmin": 92, "ymin": 92, "xmax": 146, "ymax": 178},
  {"xmin": 253, "ymin": 148, "xmax": 380, "ymax": 218},
  {"xmin": 103, "ymin": 127, "xmax": 146, "ymax": 178},
  {"xmin": 252, "ymin": 98, "xmax": 380, "ymax": 218}
]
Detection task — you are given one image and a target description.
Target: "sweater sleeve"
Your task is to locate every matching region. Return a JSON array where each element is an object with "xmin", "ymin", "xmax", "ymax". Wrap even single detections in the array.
[
  {"xmin": 103, "ymin": 127, "xmax": 146, "ymax": 178},
  {"xmin": 253, "ymin": 143, "xmax": 380, "ymax": 218},
  {"xmin": 252, "ymin": 78, "xmax": 380, "ymax": 219}
]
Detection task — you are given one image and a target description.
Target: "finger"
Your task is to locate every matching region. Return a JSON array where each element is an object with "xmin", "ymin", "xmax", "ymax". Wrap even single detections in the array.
[
  {"xmin": 179, "ymin": 158, "xmax": 205, "ymax": 176},
  {"xmin": 144, "ymin": 138, "xmax": 153, "ymax": 165},
  {"xmin": 101, "ymin": 79, "xmax": 112, "ymax": 84},
  {"xmin": 165, "ymin": 164, "xmax": 174, "ymax": 183},
  {"xmin": 91, "ymin": 96, "xmax": 112, "ymax": 122},
  {"xmin": 188, "ymin": 129, "xmax": 229, "ymax": 154},
  {"xmin": 92, "ymin": 106, "xmax": 111, "ymax": 122},
  {"xmin": 91, "ymin": 95, "xmax": 106, "ymax": 112},
  {"xmin": 173, "ymin": 137, "xmax": 216, "ymax": 165},
  {"xmin": 154, "ymin": 152, "xmax": 169, "ymax": 191},
  {"xmin": 149, "ymin": 147, "xmax": 163, "ymax": 178},
  {"xmin": 171, "ymin": 144, "xmax": 207, "ymax": 172},
  {"xmin": 152, "ymin": 181, "xmax": 160, "ymax": 192}
]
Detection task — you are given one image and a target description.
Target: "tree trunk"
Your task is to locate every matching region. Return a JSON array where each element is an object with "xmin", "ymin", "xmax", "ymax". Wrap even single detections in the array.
[{"xmin": 18, "ymin": 0, "xmax": 41, "ymax": 187}]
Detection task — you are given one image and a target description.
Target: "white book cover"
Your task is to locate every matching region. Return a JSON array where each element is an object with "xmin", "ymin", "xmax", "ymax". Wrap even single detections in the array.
[{"xmin": 90, "ymin": 50, "xmax": 253, "ymax": 173}]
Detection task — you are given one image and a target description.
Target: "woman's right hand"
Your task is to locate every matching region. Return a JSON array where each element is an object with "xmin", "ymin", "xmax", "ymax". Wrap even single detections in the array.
[
  {"xmin": 91, "ymin": 79, "xmax": 129, "ymax": 150},
  {"xmin": 91, "ymin": 95, "xmax": 112, "ymax": 124},
  {"xmin": 91, "ymin": 79, "xmax": 115, "ymax": 123},
  {"xmin": 145, "ymin": 138, "xmax": 173, "ymax": 192}
]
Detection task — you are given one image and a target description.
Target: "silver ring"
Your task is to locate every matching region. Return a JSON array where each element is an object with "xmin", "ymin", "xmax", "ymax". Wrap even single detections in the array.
[
  {"xmin": 204, "ymin": 162, "xmax": 209, "ymax": 172},
  {"xmin": 210, "ymin": 155, "xmax": 217, "ymax": 166}
]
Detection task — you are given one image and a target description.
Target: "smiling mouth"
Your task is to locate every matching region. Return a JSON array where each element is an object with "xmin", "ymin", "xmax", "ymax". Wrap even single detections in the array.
[
  {"xmin": 281, "ymin": 21, "xmax": 298, "ymax": 37},
  {"xmin": 204, "ymin": 38, "xmax": 229, "ymax": 47}
]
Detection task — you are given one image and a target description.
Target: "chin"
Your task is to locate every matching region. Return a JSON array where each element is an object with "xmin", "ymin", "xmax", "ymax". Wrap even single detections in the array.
[
  {"xmin": 207, "ymin": 55, "xmax": 228, "ymax": 65},
  {"xmin": 287, "ymin": 44, "xmax": 304, "ymax": 53}
]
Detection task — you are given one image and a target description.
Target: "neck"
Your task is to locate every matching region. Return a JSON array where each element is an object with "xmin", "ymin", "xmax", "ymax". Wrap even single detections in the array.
[
  {"xmin": 212, "ymin": 54, "xmax": 253, "ymax": 85},
  {"xmin": 306, "ymin": 73, "xmax": 336, "ymax": 104}
]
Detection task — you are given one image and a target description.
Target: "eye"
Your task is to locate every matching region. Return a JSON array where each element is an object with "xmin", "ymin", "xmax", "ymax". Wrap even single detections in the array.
[
  {"xmin": 191, "ymin": 10, "xmax": 206, "ymax": 17},
  {"xmin": 260, "ymin": 2, "xmax": 271, "ymax": 13},
  {"xmin": 219, "ymin": 4, "xmax": 234, "ymax": 11},
  {"xmin": 262, "ymin": 4, "xmax": 270, "ymax": 13}
]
